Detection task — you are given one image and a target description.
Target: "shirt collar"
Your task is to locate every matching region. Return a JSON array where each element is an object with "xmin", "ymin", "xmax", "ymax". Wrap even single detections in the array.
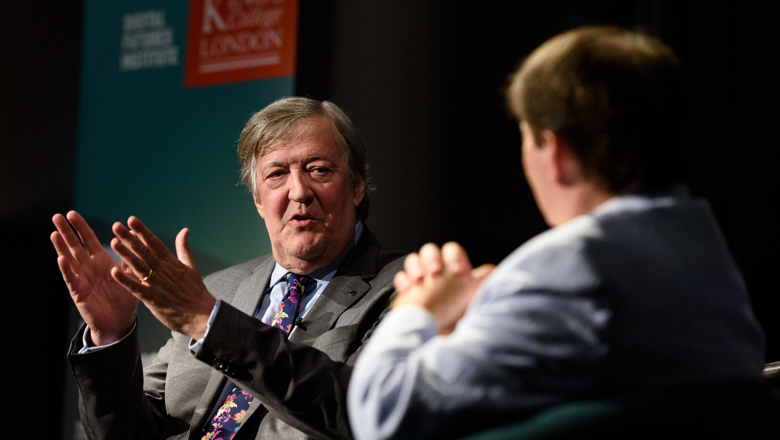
[
  {"xmin": 269, "ymin": 221, "xmax": 364, "ymax": 286},
  {"xmin": 590, "ymin": 183, "xmax": 690, "ymax": 219}
]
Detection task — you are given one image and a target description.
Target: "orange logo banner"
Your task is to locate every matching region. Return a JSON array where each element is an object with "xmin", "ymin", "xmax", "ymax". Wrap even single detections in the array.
[{"xmin": 185, "ymin": 0, "xmax": 298, "ymax": 87}]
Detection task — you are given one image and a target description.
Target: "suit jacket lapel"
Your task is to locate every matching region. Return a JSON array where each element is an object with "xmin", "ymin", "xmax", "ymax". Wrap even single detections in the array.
[
  {"xmin": 289, "ymin": 228, "xmax": 381, "ymax": 344},
  {"xmin": 189, "ymin": 255, "xmax": 276, "ymax": 437},
  {"xmin": 230, "ymin": 255, "xmax": 275, "ymax": 315}
]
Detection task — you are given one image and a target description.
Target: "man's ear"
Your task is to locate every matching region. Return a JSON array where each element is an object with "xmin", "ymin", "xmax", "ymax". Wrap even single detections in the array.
[
  {"xmin": 353, "ymin": 180, "xmax": 366, "ymax": 207},
  {"xmin": 546, "ymin": 131, "xmax": 582, "ymax": 186},
  {"xmin": 253, "ymin": 195, "xmax": 265, "ymax": 219}
]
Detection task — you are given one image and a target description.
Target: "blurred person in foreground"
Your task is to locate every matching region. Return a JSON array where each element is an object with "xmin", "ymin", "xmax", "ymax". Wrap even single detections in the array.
[
  {"xmin": 52, "ymin": 97, "xmax": 404, "ymax": 439},
  {"xmin": 348, "ymin": 26, "xmax": 769, "ymax": 440}
]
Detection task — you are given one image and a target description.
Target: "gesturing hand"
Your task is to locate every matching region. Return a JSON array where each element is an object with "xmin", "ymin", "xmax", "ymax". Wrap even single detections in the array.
[
  {"xmin": 109, "ymin": 216, "xmax": 216, "ymax": 340},
  {"xmin": 51, "ymin": 211, "xmax": 138, "ymax": 346},
  {"xmin": 392, "ymin": 242, "xmax": 494, "ymax": 335}
]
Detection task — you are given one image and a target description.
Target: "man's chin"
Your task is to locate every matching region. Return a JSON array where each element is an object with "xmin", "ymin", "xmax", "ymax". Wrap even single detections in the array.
[{"xmin": 280, "ymin": 238, "xmax": 328, "ymax": 262}]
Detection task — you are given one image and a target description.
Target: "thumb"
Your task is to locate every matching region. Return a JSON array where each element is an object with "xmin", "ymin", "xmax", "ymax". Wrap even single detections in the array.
[
  {"xmin": 471, "ymin": 264, "xmax": 495, "ymax": 282},
  {"xmin": 175, "ymin": 228, "xmax": 198, "ymax": 270}
]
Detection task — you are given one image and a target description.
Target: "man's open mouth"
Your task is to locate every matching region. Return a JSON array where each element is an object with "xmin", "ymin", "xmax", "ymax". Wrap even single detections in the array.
[{"xmin": 290, "ymin": 214, "xmax": 317, "ymax": 224}]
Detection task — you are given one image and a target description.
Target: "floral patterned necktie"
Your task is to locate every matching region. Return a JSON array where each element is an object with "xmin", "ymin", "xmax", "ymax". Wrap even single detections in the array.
[
  {"xmin": 273, "ymin": 272, "xmax": 310, "ymax": 333},
  {"xmin": 201, "ymin": 273, "xmax": 310, "ymax": 440},
  {"xmin": 201, "ymin": 385, "xmax": 253, "ymax": 440}
]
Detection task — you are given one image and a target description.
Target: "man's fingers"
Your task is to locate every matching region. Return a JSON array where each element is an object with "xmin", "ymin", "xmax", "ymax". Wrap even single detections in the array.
[
  {"xmin": 403, "ymin": 253, "xmax": 423, "ymax": 283},
  {"xmin": 56, "ymin": 255, "xmax": 78, "ymax": 288},
  {"xmin": 66, "ymin": 210, "xmax": 104, "ymax": 256},
  {"xmin": 111, "ymin": 236, "xmax": 153, "ymax": 280},
  {"xmin": 442, "ymin": 242, "xmax": 473, "ymax": 276},
  {"xmin": 418, "ymin": 243, "xmax": 443, "ymax": 277},
  {"xmin": 175, "ymin": 228, "xmax": 198, "ymax": 270},
  {"xmin": 53, "ymin": 213, "xmax": 88, "ymax": 261},
  {"xmin": 127, "ymin": 216, "xmax": 170, "ymax": 258},
  {"xmin": 111, "ymin": 266, "xmax": 147, "ymax": 297},
  {"xmin": 113, "ymin": 221, "xmax": 160, "ymax": 267},
  {"xmin": 51, "ymin": 231, "xmax": 78, "ymax": 265},
  {"xmin": 394, "ymin": 271, "xmax": 411, "ymax": 292}
]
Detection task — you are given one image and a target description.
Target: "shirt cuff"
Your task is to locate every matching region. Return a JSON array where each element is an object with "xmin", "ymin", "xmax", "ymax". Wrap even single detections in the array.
[
  {"xmin": 78, "ymin": 318, "xmax": 138, "ymax": 354},
  {"xmin": 189, "ymin": 299, "xmax": 221, "ymax": 354},
  {"xmin": 372, "ymin": 305, "xmax": 440, "ymax": 346}
]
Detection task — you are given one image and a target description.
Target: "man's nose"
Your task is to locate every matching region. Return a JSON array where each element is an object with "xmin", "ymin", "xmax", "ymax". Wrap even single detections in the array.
[{"xmin": 288, "ymin": 170, "xmax": 314, "ymax": 203}]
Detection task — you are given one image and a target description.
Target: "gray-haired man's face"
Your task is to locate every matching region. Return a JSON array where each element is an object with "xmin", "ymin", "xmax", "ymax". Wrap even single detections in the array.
[{"xmin": 253, "ymin": 117, "xmax": 365, "ymax": 274}]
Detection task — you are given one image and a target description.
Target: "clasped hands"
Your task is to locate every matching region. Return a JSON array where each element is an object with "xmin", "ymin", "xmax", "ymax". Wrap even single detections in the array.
[
  {"xmin": 51, "ymin": 211, "xmax": 215, "ymax": 346},
  {"xmin": 392, "ymin": 242, "xmax": 495, "ymax": 335}
]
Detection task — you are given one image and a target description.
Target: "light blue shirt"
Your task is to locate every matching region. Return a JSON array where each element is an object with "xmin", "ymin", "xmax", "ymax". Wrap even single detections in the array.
[{"xmin": 347, "ymin": 189, "xmax": 765, "ymax": 440}]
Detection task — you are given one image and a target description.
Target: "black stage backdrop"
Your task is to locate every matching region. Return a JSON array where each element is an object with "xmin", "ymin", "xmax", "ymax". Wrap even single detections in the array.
[{"xmin": 3, "ymin": 2, "xmax": 778, "ymax": 438}]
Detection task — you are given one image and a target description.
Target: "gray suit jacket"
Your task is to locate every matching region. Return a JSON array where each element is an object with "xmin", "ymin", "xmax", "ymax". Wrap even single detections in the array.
[{"xmin": 69, "ymin": 227, "xmax": 405, "ymax": 440}]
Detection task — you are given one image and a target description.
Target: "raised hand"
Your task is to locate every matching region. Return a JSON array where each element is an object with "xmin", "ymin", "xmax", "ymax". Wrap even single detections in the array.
[
  {"xmin": 392, "ymin": 242, "xmax": 494, "ymax": 334},
  {"xmin": 109, "ymin": 216, "xmax": 216, "ymax": 340},
  {"xmin": 51, "ymin": 211, "xmax": 139, "ymax": 346}
]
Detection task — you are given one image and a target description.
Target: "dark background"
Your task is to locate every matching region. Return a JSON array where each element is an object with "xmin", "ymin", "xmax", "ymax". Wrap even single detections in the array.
[{"xmin": 2, "ymin": 1, "xmax": 778, "ymax": 436}]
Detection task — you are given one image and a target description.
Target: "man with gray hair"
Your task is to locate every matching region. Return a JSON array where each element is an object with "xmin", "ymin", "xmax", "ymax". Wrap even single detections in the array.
[{"xmin": 53, "ymin": 97, "xmax": 404, "ymax": 439}]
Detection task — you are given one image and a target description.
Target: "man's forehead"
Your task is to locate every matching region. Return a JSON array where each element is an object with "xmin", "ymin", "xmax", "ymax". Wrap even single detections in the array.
[{"xmin": 259, "ymin": 141, "xmax": 342, "ymax": 163}]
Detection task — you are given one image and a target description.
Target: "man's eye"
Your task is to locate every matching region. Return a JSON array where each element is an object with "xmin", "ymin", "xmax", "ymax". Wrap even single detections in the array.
[
  {"xmin": 311, "ymin": 167, "xmax": 329, "ymax": 174},
  {"xmin": 267, "ymin": 170, "xmax": 284, "ymax": 179}
]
